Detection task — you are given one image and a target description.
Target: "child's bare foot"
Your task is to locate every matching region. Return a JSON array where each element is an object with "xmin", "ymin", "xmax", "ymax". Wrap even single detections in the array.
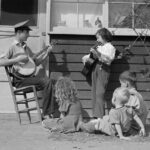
[
  {"xmin": 120, "ymin": 136, "xmax": 131, "ymax": 141},
  {"xmin": 77, "ymin": 120, "xmax": 84, "ymax": 131}
]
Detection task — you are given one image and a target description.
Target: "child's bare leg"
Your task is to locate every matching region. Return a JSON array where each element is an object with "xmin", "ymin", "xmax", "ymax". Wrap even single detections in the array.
[
  {"xmin": 78, "ymin": 119, "xmax": 102, "ymax": 133},
  {"xmin": 79, "ymin": 121, "xmax": 96, "ymax": 133},
  {"xmin": 94, "ymin": 118, "xmax": 102, "ymax": 130}
]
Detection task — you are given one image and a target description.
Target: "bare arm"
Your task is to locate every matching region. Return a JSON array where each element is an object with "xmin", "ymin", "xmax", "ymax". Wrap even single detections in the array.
[
  {"xmin": 133, "ymin": 115, "xmax": 146, "ymax": 136},
  {"xmin": 0, "ymin": 58, "xmax": 17, "ymax": 67},
  {"xmin": 0, "ymin": 55, "xmax": 28, "ymax": 67},
  {"xmin": 115, "ymin": 124, "xmax": 131, "ymax": 140},
  {"xmin": 33, "ymin": 53, "xmax": 48, "ymax": 66},
  {"xmin": 31, "ymin": 45, "xmax": 53, "ymax": 66},
  {"xmin": 82, "ymin": 54, "xmax": 90, "ymax": 65}
]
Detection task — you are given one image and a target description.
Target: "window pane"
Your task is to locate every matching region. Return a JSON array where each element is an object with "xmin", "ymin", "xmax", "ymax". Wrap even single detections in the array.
[
  {"xmin": 109, "ymin": 3, "xmax": 132, "ymax": 28},
  {"xmin": 52, "ymin": 0, "xmax": 104, "ymax": 3},
  {"xmin": 134, "ymin": 0, "xmax": 148, "ymax": 2},
  {"xmin": 134, "ymin": 4, "xmax": 150, "ymax": 28},
  {"xmin": 0, "ymin": 0, "xmax": 38, "ymax": 26},
  {"xmin": 109, "ymin": 0, "xmax": 146, "ymax": 2},
  {"xmin": 51, "ymin": 2, "xmax": 77, "ymax": 29},
  {"xmin": 109, "ymin": 0, "xmax": 130, "ymax": 2},
  {"xmin": 79, "ymin": 0, "xmax": 104, "ymax": 3},
  {"xmin": 52, "ymin": 0, "xmax": 77, "ymax": 2},
  {"xmin": 79, "ymin": 3, "xmax": 103, "ymax": 28}
]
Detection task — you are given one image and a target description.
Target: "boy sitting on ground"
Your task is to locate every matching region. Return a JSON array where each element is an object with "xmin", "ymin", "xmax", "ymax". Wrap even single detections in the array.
[
  {"xmin": 117, "ymin": 71, "xmax": 148, "ymax": 129},
  {"xmin": 79, "ymin": 87, "xmax": 146, "ymax": 140}
]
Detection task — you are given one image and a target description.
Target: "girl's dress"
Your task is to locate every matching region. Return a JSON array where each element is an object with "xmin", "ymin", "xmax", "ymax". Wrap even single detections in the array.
[{"xmin": 42, "ymin": 98, "xmax": 83, "ymax": 133}]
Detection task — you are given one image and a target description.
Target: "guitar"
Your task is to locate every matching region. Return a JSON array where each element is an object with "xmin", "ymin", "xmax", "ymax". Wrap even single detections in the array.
[
  {"xmin": 12, "ymin": 43, "xmax": 55, "ymax": 79},
  {"xmin": 81, "ymin": 42, "xmax": 100, "ymax": 76}
]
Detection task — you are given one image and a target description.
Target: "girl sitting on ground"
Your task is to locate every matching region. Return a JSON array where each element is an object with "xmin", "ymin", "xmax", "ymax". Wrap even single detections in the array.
[{"xmin": 42, "ymin": 76, "xmax": 83, "ymax": 133}]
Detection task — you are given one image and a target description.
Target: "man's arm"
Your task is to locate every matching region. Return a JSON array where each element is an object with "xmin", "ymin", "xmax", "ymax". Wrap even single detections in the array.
[
  {"xmin": 32, "ymin": 46, "xmax": 53, "ymax": 66},
  {"xmin": 0, "ymin": 58, "xmax": 17, "ymax": 66},
  {"xmin": 115, "ymin": 124, "xmax": 131, "ymax": 140},
  {"xmin": 33, "ymin": 52, "xmax": 49, "ymax": 66},
  {"xmin": 0, "ymin": 55, "xmax": 28, "ymax": 67}
]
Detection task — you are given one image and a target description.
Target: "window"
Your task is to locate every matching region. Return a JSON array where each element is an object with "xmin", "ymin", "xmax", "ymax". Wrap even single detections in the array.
[
  {"xmin": 0, "ymin": 0, "xmax": 38, "ymax": 26},
  {"xmin": 109, "ymin": 0, "xmax": 150, "ymax": 29},
  {"xmin": 78, "ymin": 2, "xmax": 103, "ymax": 28},
  {"xmin": 51, "ymin": 1, "xmax": 78, "ymax": 28},
  {"xmin": 109, "ymin": 2, "xmax": 132, "ymax": 28},
  {"xmin": 134, "ymin": 3, "xmax": 150, "ymax": 29},
  {"xmin": 50, "ymin": 0, "xmax": 104, "ymax": 31},
  {"xmin": 48, "ymin": 0, "xmax": 150, "ymax": 35}
]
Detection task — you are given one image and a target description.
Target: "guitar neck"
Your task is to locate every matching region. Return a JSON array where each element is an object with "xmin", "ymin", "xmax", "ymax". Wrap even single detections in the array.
[
  {"xmin": 34, "ymin": 47, "xmax": 49, "ymax": 58},
  {"xmin": 90, "ymin": 42, "xmax": 102, "ymax": 59},
  {"xmin": 33, "ymin": 41, "xmax": 56, "ymax": 59}
]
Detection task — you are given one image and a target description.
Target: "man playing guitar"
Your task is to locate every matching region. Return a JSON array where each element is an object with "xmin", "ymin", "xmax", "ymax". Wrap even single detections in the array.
[{"xmin": 0, "ymin": 20, "xmax": 56, "ymax": 119}]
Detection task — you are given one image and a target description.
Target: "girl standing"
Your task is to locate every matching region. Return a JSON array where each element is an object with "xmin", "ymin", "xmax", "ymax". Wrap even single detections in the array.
[{"xmin": 82, "ymin": 28, "xmax": 116, "ymax": 118}]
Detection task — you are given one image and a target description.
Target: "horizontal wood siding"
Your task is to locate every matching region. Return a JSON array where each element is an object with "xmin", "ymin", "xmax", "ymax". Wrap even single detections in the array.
[{"xmin": 49, "ymin": 34, "xmax": 150, "ymax": 119}]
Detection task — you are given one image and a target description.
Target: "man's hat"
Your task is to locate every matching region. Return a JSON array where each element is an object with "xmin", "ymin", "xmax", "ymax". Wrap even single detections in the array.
[{"xmin": 14, "ymin": 20, "xmax": 32, "ymax": 31}]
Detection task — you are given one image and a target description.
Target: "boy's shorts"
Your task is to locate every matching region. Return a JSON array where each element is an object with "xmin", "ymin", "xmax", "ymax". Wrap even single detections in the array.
[{"xmin": 94, "ymin": 116, "xmax": 116, "ymax": 136}]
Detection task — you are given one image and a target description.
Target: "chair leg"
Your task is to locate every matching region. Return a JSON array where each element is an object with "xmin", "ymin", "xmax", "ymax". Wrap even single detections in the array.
[
  {"xmin": 14, "ymin": 100, "xmax": 21, "ymax": 124},
  {"xmin": 33, "ymin": 87, "xmax": 42, "ymax": 123},
  {"xmin": 11, "ymin": 94, "xmax": 22, "ymax": 124},
  {"xmin": 16, "ymin": 111, "xmax": 22, "ymax": 124},
  {"xmin": 24, "ymin": 93, "xmax": 31, "ymax": 123}
]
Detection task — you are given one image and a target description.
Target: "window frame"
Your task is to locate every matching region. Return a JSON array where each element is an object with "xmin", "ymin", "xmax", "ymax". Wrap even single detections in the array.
[{"xmin": 48, "ymin": 0, "xmax": 150, "ymax": 36}]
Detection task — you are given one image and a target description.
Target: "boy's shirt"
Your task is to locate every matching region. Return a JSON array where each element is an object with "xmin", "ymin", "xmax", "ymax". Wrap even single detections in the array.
[
  {"xmin": 125, "ymin": 88, "xmax": 148, "ymax": 125},
  {"xmin": 109, "ymin": 106, "xmax": 136, "ymax": 133},
  {"xmin": 94, "ymin": 106, "xmax": 136, "ymax": 136}
]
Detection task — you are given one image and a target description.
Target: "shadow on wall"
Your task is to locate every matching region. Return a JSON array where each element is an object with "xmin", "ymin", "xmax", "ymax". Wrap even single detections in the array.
[
  {"xmin": 105, "ymin": 53, "xmax": 130, "ymax": 110},
  {"xmin": 49, "ymin": 50, "xmax": 70, "ymax": 80}
]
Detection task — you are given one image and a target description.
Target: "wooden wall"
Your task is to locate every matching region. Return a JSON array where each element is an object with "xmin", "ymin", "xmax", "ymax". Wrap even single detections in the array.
[{"xmin": 49, "ymin": 34, "xmax": 150, "ymax": 121}]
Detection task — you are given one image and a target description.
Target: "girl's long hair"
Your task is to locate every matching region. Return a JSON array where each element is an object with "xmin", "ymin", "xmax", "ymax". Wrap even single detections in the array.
[{"xmin": 55, "ymin": 76, "xmax": 78, "ymax": 103}]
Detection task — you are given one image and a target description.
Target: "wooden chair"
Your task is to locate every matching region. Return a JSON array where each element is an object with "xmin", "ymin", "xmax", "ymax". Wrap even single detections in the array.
[{"xmin": 5, "ymin": 66, "xmax": 42, "ymax": 124}]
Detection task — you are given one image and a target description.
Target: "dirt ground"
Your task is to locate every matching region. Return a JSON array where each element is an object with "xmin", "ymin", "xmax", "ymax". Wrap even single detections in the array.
[{"xmin": 0, "ymin": 114, "xmax": 150, "ymax": 150}]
